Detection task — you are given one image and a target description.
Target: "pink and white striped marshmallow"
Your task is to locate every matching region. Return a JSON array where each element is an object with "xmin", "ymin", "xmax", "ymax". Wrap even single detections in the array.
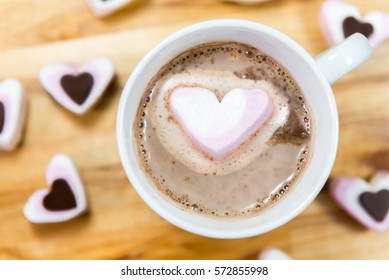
[
  {"xmin": 319, "ymin": 0, "xmax": 389, "ymax": 49},
  {"xmin": 330, "ymin": 171, "xmax": 389, "ymax": 232}
]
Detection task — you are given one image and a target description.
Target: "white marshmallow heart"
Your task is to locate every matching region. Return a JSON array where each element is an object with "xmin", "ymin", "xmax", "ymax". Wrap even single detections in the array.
[
  {"xmin": 23, "ymin": 154, "xmax": 88, "ymax": 223},
  {"xmin": 258, "ymin": 248, "xmax": 292, "ymax": 260},
  {"xmin": 85, "ymin": 0, "xmax": 131, "ymax": 17},
  {"xmin": 170, "ymin": 87, "xmax": 273, "ymax": 159},
  {"xmin": 0, "ymin": 79, "xmax": 27, "ymax": 151},
  {"xmin": 320, "ymin": 0, "xmax": 389, "ymax": 49},
  {"xmin": 330, "ymin": 171, "xmax": 389, "ymax": 232},
  {"xmin": 39, "ymin": 56, "xmax": 115, "ymax": 115}
]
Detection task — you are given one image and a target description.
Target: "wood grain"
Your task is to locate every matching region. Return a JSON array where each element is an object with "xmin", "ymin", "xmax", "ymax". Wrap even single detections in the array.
[{"xmin": 1, "ymin": 0, "xmax": 389, "ymax": 259}]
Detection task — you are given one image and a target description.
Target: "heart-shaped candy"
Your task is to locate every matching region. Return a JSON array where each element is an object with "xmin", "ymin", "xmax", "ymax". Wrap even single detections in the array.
[
  {"xmin": 330, "ymin": 171, "xmax": 389, "ymax": 232},
  {"xmin": 343, "ymin": 16, "xmax": 374, "ymax": 39},
  {"xmin": 320, "ymin": 0, "xmax": 389, "ymax": 49},
  {"xmin": 359, "ymin": 190, "xmax": 389, "ymax": 222},
  {"xmin": 0, "ymin": 102, "xmax": 4, "ymax": 133},
  {"xmin": 258, "ymin": 248, "xmax": 292, "ymax": 260},
  {"xmin": 60, "ymin": 73, "xmax": 94, "ymax": 105},
  {"xmin": 23, "ymin": 154, "xmax": 88, "ymax": 223},
  {"xmin": 85, "ymin": 0, "xmax": 131, "ymax": 17},
  {"xmin": 43, "ymin": 179, "xmax": 77, "ymax": 211},
  {"xmin": 0, "ymin": 79, "xmax": 27, "ymax": 151},
  {"xmin": 170, "ymin": 87, "xmax": 273, "ymax": 159},
  {"xmin": 39, "ymin": 56, "xmax": 115, "ymax": 115}
]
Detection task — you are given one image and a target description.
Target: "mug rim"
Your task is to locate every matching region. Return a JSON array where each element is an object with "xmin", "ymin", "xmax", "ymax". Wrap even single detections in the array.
[{"xmin": 116, "ymin": 19, "xmax": 339, "ymax": 238}]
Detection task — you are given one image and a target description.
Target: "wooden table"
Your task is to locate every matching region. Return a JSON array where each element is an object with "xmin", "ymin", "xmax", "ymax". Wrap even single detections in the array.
[{"xmin": 1, "ymin": 0, "xmax": 389, "ymax": 259}]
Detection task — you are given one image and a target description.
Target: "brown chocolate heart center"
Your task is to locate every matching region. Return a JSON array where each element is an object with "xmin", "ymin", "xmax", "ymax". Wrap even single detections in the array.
[
  {"xmin": 0, "ymin": 101, "xmax": 4, "ymax": 134},
  {"xmin": 359, "ymin": 189, "xmax": 389, "ymax": 222},
  {"xmin": 60, "ymin": 73, "xmax": 94, "ymax": 105},
  {"xmin": 343, "ymin": 17, "xmax": 374, "ymax": 39},
  {"xmin": 43, "ymin": 179, "xmax": 77, "ymax": 211}
]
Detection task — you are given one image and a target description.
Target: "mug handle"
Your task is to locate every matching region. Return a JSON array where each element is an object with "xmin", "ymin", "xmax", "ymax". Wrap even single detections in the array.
[{"xmin": 315, "ymin": 33, "xmax": 372, "ymax": 85}]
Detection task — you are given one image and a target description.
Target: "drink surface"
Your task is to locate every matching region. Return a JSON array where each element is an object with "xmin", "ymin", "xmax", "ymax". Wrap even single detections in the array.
[{"xmin": 134, "ymin": 42, "xmax": 312, "ymax": 218}]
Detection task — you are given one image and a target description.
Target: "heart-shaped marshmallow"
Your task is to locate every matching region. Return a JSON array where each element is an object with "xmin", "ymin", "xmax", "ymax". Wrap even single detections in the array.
[
  {"xmin": 85, "ymin": 0, "xmax": 131, "ymax": 17},
  {"xmin": 330, "ymin": 171, "xmax": 389, "ymax": 232},
  {"xmin": 170, "ymin": 87, "xmax": 273, "ymax": 159},
  {"xmin": 0, "ymin": 79, "xmax": 27, "ymax": 151},
  {"xmin": 23, "ymin": 154, "xmax": 88, "ymax": 223},
  {"xmin": 320, "ymin": 0, "xmax": 389, "ymax": 49},
  {"xmin": 258, "ymin": 248, "xmax": 292, "ymax": 260},
  {"xmin": 39, "ymin": 56, "xmax": 115, "ymax": 115}
]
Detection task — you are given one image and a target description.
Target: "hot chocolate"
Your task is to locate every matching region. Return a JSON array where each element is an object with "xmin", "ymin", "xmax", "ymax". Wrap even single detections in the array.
[{"xmin": 134, "ymin": 42, "xmax": 312, "ymax": 218}]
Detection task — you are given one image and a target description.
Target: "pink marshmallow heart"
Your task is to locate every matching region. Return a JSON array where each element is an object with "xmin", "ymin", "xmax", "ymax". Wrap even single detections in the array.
[
  {"xmin": 39, "ymin": 56, "xmax": 115, "ymax": 115},
  {"xmin": 23, "ymin": 154, "xmax": 88, "ymax": 223},
  {"xmin": 169, "ymin": 87, "xmax": 273, "ymax": 160},
  {"xmin": 85, "ymin": 0, "xmax": 131, "ymax": 17},
  {"xmin": 0, "ymin": 79, "xmax": 27, "ymax": 151},
  {"xmin": 258, "ymin": 248, "xmax": 292, "ymax": 260},
  {"xmin": 320, "ymin": 0, "xmax": 389, "ymax": 49},
  {"xmin": 330, "ymin": 171, "xmax": 389, "ymax": 232}
]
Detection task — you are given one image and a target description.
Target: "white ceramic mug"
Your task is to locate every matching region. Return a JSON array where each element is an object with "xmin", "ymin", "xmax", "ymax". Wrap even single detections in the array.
[{"xmin": 116, "ymin": 19, "xmax": 371, "ymax": 239}]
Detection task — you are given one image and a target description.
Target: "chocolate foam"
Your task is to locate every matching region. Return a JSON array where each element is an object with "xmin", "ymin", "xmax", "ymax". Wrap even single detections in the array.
[{"xmin": 149, "ymin": 69, "xmax": 289, "ymax": 175}]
